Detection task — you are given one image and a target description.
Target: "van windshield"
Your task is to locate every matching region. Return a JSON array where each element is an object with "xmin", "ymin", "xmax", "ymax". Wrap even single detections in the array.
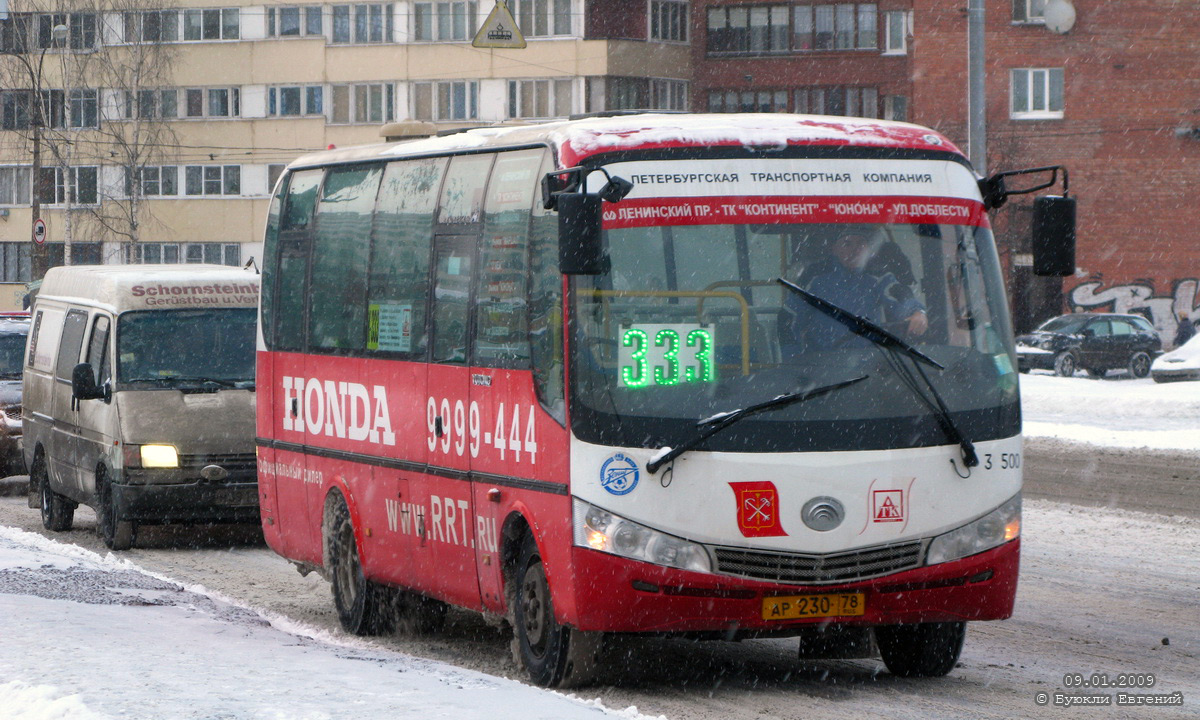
[{"xmin": 117, "ymin": 309, "xmax": 256, "ymax": 389}]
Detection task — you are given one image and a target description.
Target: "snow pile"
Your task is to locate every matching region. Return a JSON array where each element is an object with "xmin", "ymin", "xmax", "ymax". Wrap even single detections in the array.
[
  {"xmin": 1019, "ymin": 373, "xmax": 1200, "ymax": 450},
  {"xmin": 0, "ymin": 526, "xmax": 661, "ymax": 720}
]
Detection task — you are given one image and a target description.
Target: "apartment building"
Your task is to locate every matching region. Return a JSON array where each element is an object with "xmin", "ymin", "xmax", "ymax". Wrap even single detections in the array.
[
  {"xmin": 0, "ymin": 0, "xmax": 691, "ymax": 309},
  {"xmin": 691, "ymin": 0, "xmax": 1200, "ymax": 335}
]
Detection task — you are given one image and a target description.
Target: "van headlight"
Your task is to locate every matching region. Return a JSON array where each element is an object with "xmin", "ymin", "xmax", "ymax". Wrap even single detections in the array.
[
  {"xmin": 135, "ymin": 444, "xmax": 180, "ymax": 468},
  {"xmin": 926, "ymin": 494, "xmax": 1021, "ymax": 565},
  {"xmin": 572, "ymin": 498, "xmax": 711, "ymax": 574}
]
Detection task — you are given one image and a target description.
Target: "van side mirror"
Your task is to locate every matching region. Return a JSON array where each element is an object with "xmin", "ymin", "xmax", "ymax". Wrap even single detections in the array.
[
  {"xmin": 71, "ymin": 362, "xmax": 110, "ymax": 407},
  {"xmin": 558, "ymin": 193, "xmax": 607, "ymax": 275},
  {"xmin": 1032, "ymin": 195, "xmax": 1076, "ymax": 277}
]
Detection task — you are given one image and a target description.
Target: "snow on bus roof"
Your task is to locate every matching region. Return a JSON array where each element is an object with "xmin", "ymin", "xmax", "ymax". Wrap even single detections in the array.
[{"xmin": 288, "ymin": 113, "xmax": 963, "ymax": 169}]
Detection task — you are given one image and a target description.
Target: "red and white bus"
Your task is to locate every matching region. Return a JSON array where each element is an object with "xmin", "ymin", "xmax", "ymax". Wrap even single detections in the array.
[{"xmin": 256, "ymin": 113, "xmax": 1072, "ymax": 686}]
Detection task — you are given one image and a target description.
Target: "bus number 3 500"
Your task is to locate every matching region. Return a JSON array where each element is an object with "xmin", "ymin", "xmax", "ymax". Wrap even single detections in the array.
[{"xmin": 426, "ymin": 397, "xmax": 538, "ymax": 464}]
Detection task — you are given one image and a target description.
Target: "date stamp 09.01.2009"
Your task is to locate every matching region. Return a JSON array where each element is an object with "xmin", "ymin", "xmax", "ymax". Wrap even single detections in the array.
[{"xmin": 1034, "ymin": 673, "xmax": 1185, "ymax": 709}]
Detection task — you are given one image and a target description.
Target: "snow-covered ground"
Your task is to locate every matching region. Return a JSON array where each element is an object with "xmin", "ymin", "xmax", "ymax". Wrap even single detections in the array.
[
  {"xmin": 0, "ymin": 525, "xmax": 655, "ymax": 720},
  {"xmin": 1019, "ymin": 372, "xmax": 1200, "ymax": 450},
  {"xmin": 1, "ymin": 372, "xmax": 1196, "ymax": 719}
]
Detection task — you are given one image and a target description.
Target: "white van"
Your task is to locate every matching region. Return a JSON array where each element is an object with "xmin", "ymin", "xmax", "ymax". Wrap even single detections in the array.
[{"xmin": 23, "ymin": 264, "xmax": 259, "ymax": 550}]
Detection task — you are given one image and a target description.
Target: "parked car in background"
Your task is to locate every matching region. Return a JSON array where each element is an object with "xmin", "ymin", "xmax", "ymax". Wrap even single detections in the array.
[
  {"xmin": 1150, "ymin": 332, "xmax": 1200, "ymax": 383},
  {"xmin": 1015, "ymin": 313, "xmax": 1162, "ymax": 378},
  {"xmin": 0, "ymin": 313, "xmax": 30, "ymax": 476}
]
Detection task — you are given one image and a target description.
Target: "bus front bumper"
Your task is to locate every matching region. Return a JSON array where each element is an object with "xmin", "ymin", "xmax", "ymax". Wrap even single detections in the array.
[{"xmin": 565, "ymin": 538, "xmax": 1019, "ymax": 635}]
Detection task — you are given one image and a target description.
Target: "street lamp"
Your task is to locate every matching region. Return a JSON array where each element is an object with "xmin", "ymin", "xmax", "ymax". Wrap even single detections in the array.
[{"xmin": 29, "ymin": 22, "xmax": 69, "ymax": 281}]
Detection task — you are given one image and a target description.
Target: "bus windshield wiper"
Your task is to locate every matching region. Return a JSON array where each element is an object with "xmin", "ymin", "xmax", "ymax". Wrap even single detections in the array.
[
  {"xmin": 776, "ymin": 278, "xmax": 978, "ymax": 469},
  {"xmin": 646, "ymin": 375, "xmax": 868, "ymax": 475},
  {"xmin": 777, "ymin": 277, "xmax": 942, "ymax": 371}
]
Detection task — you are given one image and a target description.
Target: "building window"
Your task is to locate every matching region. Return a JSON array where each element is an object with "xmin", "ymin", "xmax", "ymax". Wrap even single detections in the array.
[
  {"xmin": 0, "ymin": 167, "xmax": 32, "ymax": 205},
  {"xmin": 707, "ymin": 5, "xmax": 789, "ymax": 54},
  {"xmin": 124, "ymin": 89, "xmax": 179, "ymax": 119},
  {"xmin": 183, "ymin": 8, "xmax": 240, "ymax": 41},
  {"xmin": 707, "ymin": 89, "xmax": 789, "ymax": 113},
  {"xmin": 268, "ymin": 164, "xmax": 287, "ymax": 193},
  {"xmin": 413, "ymin": 1, "xmax": 478, "ymax": 41},
  {"xmin": 69, "ymin": 89, "xmax": 98, "ymax": 129},
  {"xmin": 508, "ymin": 79, "xmax": 572, "ymax": 118},
  {"xmin": 184, "ymin": 165, "xmax": 241, "ymax": 196},
  {"xmin": 511, "ymin": 0, "xmax": 572, "ymax": 37},
  {"xmin": 411, "ymin": 81, "xmax": 477, "ymax": 121},
  {"xmin": 124, "ymin": 10, "xmax": 180, "ymax": 42},
  {"xmin": 795, "ymin": 86, "xmax": 879, "ymax": 117},
  {"xmin": 1012, "ymin": 0, "xmax": 1046, "ymax": 23},
  {"xmin": 650, "ymin": 0, "xmax": 687, "ymax": 42},
  {"xmin": 650, "ymin": 79, "xmax": 688, "ymax": 111},
  {"xmin": 37, "ymin": 166, "xmax": 99, "ymax": 205},
  {"xmin": 267, "ymin": 6, "xmax": 325, "ymax": 36},
  {"xmin": 0, "ymin": 243, "xmax": 32, "ymax": 282},
  {"xmin": 792, "ymin": 3, "xmax": 876, "ymax": 51},
  {"xmin": 883, "ymin": 10, "xmax": 909, "ymax": 54},
  {"xmin": 331, "ymin": 4, "xmax": 393, "ymax": 43},
  {"xmin": 183, "ymin": 87, "xmax": 240, "ymax": 118},
  {"xmin": 185, "ymin": 242, "xmax": 241, "ymax": 265},
  {"xmin": 330, "ymin": 83, "xmax": 395, "ymax": 123},
  {"xmin": 269, "ymin": 86, "xmax": 324, "ymax": 116},
  {"xmin": 126, "ymin": 166, "xmax": 178, "ymax": 197},
  {"xmin": 1011, "ymin": 67, "xmax": 1063, "ymax": 118},
  {"xmin": 884, "ymin": 95, "xmax": 907, "ymax": 121},
  {"xmin": 67, "ymin": 12, "xmax": 98, "ymax": 49},
  {"xmin": 136, "ymin": 242, "xmax": 180, "ymax": 263}
]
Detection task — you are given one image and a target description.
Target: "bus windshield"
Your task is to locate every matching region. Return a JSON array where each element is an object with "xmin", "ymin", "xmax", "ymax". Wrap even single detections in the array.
[
  {"xmin": 117, "ymin": 309, "xmax": 257, "ymax": 389},
  {"xmin": 571, "ymin": 219, "xmax": 1018, "ymax": 454}
]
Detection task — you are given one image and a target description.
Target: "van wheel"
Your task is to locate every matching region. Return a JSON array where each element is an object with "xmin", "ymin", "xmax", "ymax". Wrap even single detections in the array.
[
  {"xmin": 326, "ymin": 496, "xmax": 395, "ymax": 636},
  {"xmin": 1128, "ymin": 351, "xmax": 1152, "ymax": 379},
  {"xmin": 876, "ymin": 622, "xmax": 966, "ymax": 677},
  {"xmin": 96, "ymin": 467, "xmax": 136, "ymax": 551},
  {"xmin": 36, "ymin": 455, "xmax": 74, "ymax": 532}
]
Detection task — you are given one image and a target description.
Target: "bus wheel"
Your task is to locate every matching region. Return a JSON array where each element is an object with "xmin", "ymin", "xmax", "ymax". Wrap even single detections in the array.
[
  {"xmin": 326, "ymin": 497, "xmax": 395, "ymax": 636},
  {"xmin": 36, "ymin": 455, "xmax": 74, "ymax": 532},
  {"xmin": 512, "ymin": 535, "xmax": 603, "ymax": 687},
  {"xmin": 96, "ymin": 467, "xmax": 135, "ymax": 551},
  {"xmin": 876, "ymin": 622, "xmax": 966, "ymax": 677}
]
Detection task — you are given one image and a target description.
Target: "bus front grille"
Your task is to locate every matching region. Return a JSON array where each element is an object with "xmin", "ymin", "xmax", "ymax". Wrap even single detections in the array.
[{"xmin": 711, "ymin": 540, "xmax": 925, "ymax": 585}]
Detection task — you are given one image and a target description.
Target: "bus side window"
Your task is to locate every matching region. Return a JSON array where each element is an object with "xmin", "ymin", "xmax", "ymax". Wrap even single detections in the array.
[
  {"xmin": 368, "ymin": 157, "xmax": 447, "ymax": 356},
  {"xmin": 272, "ymin": 169, "xmax": 324, "ymax": 352},
  {"xmin": 475, "ymin": 149, "xmax": 544, "ymax": 368},
  {"xmin": 309, "ymin": 165, "xmax": 382, "ymax": 352},
  {"xmin": 529, "ymin": 151, "xmax": 564, "ymax": 422}
]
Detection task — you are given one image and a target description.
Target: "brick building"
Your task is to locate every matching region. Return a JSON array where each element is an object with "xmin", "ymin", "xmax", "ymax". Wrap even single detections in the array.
[{"xmin": 692, "ymin": 0, "xmax": 1200, "ymax": 337}]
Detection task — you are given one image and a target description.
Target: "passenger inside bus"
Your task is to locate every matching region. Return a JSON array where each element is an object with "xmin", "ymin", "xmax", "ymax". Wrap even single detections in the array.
[{"xmin": 780, "ymin": 225, "xmax": 928, "ymax": 356}]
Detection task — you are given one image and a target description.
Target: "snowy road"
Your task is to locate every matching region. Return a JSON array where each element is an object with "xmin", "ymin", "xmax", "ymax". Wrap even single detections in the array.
[{"xmin": 2, "ymin": 373, "xmax": 1198, "ymax": 718}]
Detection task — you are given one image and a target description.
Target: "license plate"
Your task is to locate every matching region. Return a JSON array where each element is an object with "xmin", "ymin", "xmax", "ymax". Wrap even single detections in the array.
[
  {"xmin": 213, "ymin": 487, "xmax": 257, "ymax": 507},
  {"xmin": 762, "ymin": 593, "xmax": 865, "ymax": 620}
]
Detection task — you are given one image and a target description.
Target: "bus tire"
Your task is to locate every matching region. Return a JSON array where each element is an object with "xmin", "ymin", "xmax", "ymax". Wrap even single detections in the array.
[
  {"xmin": 512, "ymin": 535, "xmax": 602, "ymax": 687},
  {"xmin": 36, "ymin": 454, "xmax": 74, "ymax": 532},
  {"xmin": 96, "ymin": 466, "xmax": 135, "ymax": 551},
  {"xmin": 326, "ymin": 496, "xmax": 395, "ymax": 636},
  {"xmin": 876, "ymin": 621, "xmax": 966, "ymax": 678}
]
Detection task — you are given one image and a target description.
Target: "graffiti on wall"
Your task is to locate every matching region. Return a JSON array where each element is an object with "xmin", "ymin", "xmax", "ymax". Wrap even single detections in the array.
[{"xmin": 1068, "ymin": 280, "xmax": 1197, "ymax": 341}]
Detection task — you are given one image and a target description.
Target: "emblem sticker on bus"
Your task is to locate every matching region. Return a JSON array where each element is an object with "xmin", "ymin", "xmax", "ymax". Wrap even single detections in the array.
[
  {"xmin": 618, "ymin": 323, "xmax": 715, "ymax": 388},
  {"xmin": 600, "ymin": 453, "xmax": 640, "ymax": 495}
]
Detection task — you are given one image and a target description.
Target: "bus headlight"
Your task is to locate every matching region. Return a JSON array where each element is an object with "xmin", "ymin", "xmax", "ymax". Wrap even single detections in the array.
[
  {"xmin": 572, "ymin": 498, "xmax": 712, "ymax": 574},
  {"xmin": 926, "ymin": 493, "xmax": 1021, "ymax": 565}
]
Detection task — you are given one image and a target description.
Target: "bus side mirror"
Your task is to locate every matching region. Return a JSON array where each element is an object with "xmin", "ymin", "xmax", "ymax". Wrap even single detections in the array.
[
  {"xmin": 558, "ymin": 193, "xmax": 607, "ymax": 275},
  {"xmin": 1032, "ymin": 195, "xmax": 1076, "ymax": 277},
  {"xmin": 71, "ymin": 362, "xmax": 110, "ymax": 407}
]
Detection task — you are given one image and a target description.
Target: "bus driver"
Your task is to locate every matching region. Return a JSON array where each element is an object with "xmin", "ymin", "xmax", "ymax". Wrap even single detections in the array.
[{"xmin": 781, "ymin": 226, "xmax": 928, "ymax": 356}]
